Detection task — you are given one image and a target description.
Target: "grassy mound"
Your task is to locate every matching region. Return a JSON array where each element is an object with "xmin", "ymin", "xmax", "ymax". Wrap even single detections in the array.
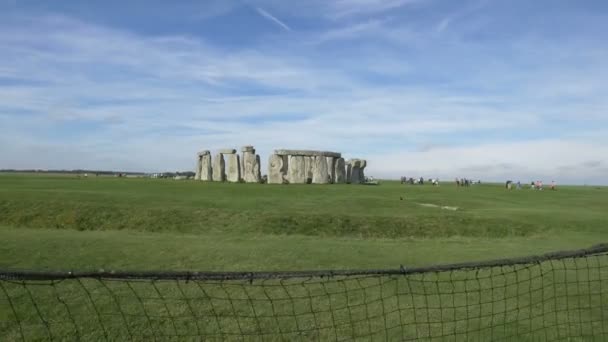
[{"xmin": 0, "ymin": 174, "xmax": 605, "ymax": 239}]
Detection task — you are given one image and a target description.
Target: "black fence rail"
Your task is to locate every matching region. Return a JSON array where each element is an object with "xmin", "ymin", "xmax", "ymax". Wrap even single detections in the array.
[{"xmin": 2, "ymin": 244, "xmax": 608, "ymax": 341}]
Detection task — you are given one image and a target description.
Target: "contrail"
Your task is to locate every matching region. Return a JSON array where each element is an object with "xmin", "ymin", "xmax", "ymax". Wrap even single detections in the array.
[{"xmin": 255, "ymin": 7, "xmax": 292, "ymax": 31}]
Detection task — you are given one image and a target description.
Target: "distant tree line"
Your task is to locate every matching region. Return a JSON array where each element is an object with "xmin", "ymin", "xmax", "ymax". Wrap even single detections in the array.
[{"xmin": 0, "ymin": 169, "xmax": 195, "ymax": 178}]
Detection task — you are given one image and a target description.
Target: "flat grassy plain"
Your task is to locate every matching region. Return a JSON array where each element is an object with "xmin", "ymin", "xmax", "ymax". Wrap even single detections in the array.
[
  {"xmin": 1, "ymin": 173, "xmax": 607, "ymax": 340},
  {"xmin": 0, "ymin": 173, "xmax": 606, "ymax": 270}
]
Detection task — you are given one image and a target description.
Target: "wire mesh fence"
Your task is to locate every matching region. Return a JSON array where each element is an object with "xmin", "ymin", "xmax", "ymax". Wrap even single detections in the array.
[{"xmin": 2, "ymin": 244, "xmax": 608, "ymax": 341}]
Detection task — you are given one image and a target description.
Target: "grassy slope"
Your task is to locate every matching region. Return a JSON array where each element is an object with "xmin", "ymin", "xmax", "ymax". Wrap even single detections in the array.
[
  {"xmin": 1, "ymin": 174, "xmax": 607, "ymax": 340},
  {"xmin": 0, "ymin": 173, "xmax": 606, "ymax": 270}
]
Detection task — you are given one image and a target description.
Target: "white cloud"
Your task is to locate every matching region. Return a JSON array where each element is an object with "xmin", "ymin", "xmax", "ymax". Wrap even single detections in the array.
[
  {"xmin": 366, "ymin": 139, "xmax": 608, "ymax": 184},
  {"xmin": 0, "ymin": 10, "xmax": 607, "ymax": 184}
]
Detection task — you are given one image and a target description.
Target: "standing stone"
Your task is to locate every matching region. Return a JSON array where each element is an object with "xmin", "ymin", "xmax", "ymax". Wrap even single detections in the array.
[
  {"xmin": 212, "ymin": 153, "xmax": 226, "ymax": 182},
  {"xmin": 304, "ymin": 156, "xmax": 314, "ymax": 184},
  {"xmin": 312, "ymin": 156, "xmax": 329, "ymax": 184},
  {"xmin": 288, "ymin": 155, "xmax": 307, "ymax": 184},
  {"xmin": 334, "ymin": 158, "xmax": 346, "ymax": 184},
  {"xmin": 255, "ymin": 155, "xmax": 261, "ymax": 181},
  {"xmin": 359, "ymin": 160, "xmax": 367, "ymax": 182},
  {"xmin": 241, "ymin": 146, "xmax": 253, "ymax": 178},
  {"xmin": 346, "ymin": 162, "xmax": 352, "ymax": 184},
  {"xmin": 268, "ymin": 154, "xmax": 287, "ymax": 184},
  {"xmin": 195, "ymin": 154, "xmax": 203, "ymax": 180},
  {"xmin": 225, "ymin": 153, "xmax": 241, "ymax": 183},
  {"xmin": 242, "ymin": 146, "xmax": 261, "ymax": 183},
  {"xmin": 326, "ymin": 157, "xmax": 336, "ymax": 184},
  {"xmin": 347, "ymin": 159, "xmax": 367, "ymax": 184},
  {"xmin": 352, "ymin": 160, "xmax": 363, "ymax": 184},
  {"xmin": 200, "ymin": 152, "xmax": 213, "ymax": 181}
]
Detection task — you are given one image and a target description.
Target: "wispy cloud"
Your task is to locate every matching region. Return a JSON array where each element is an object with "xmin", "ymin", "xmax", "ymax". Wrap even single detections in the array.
[
  {"xmin": 1, "ymin": 3, "xmax": 608, "ymax": 183},
  {"xmin": 310, "ymin": 18, "xmax": 388, "ymax": 44},
  {"xmin": 367, "ymin": 139, "xmax": 608, "ymax": 185},
  {"xmin": 255, "ymin": 7, "xmax": 292, "ymax": 31},
  {"xmin": 435, "ymin": 17, "xmax": 451, "ymax": 33},
  {"xmin": 434, "ymin": 0, "xmax": 489, "ymax": 35},
  {"xmin": 328, "ymin": 0, "xmax": 422, "ymax": 18}
]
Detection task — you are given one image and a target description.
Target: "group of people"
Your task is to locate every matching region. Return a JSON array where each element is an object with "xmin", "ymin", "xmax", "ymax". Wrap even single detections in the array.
[
  {"xmin": 532, "ymin": 180, "xmax": 557, "ymax": 190},
  {"xmin": 456, "ymin": 178, "xmax": 480, "ymax": 187},
  {"xmin": 505, "ymin": 180, "xmax": 557, "ymax": 190},
  {"xmin": 400, "ymin": 176, "xmax": 440, "ymax": 186}
]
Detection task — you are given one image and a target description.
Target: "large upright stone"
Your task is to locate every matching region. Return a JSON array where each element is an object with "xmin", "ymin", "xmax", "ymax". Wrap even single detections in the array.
[
  {"xmin": 200, "ymin": 152, "xmax": 212, "ymax": 181},
  {"xmin": 334, "ymin": 158, "xmax": 346, "ymax": 184},
  {"xmin": 304, "ymin": 156, "xmax": 314, "ymax": 184},
  {"xmin": 359, "ymin": 160, "xmax": 367, "ymax": 182},
  {"xmin": 346, "ymin": 160, "xmax": 353, "ymax": 184},
  {"xmin": 255, "ymin": 155, "xmax": 261, "ymax": 180},
  {"xmin": 353, "ymin": 160, "xmax": 363, "ymax": 184},
  {"xmin": 347, "ymin": 159, "xmax": 367, "ymax": 184},
  {"xmin": 241, "ymin": 146, "xmax": 254, "ymax": 176},
  {"xmin": 212, "ymin": 153, "xmax": 226, "ymax": 182},
  {"xmin": 242, "ymin": 146, "xmax": 261, "ymax": 183},
  {"xmin": 268, "ymin": 154, "xmax": 287, "ymax": 184},
  {"xmin": 312, "ymin": 156, "xmax": 329, "ymax": 184},
  {"xmin": 195, "ymin": 154, "xmax": 203, "ymax": 181},
  {"xmin": 225, "ymin": 153, "xmax": 241, "ymax": 183},
  {"xmin": 326, "ymin": 157, "xmax": 336, "ymax": 184},
  {"xmin": 346, "ymin": 162, "xmax": 352, "ymax": 184},
  {"xmin": 288, "ymin": 155, "xmax": 307, "ymax": 184}
]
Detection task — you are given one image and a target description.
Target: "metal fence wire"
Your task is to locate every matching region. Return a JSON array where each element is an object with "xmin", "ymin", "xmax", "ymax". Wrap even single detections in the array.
[{"xmin": 1, "ymin": 244, "xmax": 608, "ymax": 341}]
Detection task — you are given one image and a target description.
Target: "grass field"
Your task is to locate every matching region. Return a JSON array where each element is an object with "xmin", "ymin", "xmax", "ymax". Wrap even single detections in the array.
[
  {"xmin": 1, "ymin": 173, "xmax": 607, "ymax": 340},
  {"xmin": 0, "ymin": 173, "xmax": 606, "ymax": 270}
]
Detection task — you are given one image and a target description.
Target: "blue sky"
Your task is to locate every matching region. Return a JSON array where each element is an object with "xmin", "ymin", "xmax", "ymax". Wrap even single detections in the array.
[{"xmin": 1, "ymin": 0, "xmax": 607, "ymax": 183}]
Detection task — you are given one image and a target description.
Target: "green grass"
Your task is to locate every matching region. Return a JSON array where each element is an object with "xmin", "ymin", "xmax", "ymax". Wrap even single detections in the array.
[{"xmin": 0, "ymin": 173, "xmax": 607, "ymax": 340}]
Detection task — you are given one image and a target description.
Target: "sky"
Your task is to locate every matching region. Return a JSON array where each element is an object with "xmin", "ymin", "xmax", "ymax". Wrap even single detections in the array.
[{"xmin": 0, "ymin": 0, "xmax": 607, "ymax": 184}]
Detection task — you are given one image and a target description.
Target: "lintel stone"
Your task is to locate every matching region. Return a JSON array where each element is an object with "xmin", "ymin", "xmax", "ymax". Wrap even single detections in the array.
[{"xmin": 274, "ymin": 149, "xmax": 341, "ymax": 158}]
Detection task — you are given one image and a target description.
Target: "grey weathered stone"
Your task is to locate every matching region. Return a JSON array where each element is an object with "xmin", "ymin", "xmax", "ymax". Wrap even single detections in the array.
[
  {"xmin": 200, "ymin": 153, "xmax": 213, "ymax": 181},
  {"xmin": 288, "ymin": 155, "xmax": 307, "ymax": 184},
  {"xmin": 212, "ymin": 153, "xmax": 226, "ymax": 182},
  {"xmin": 255, "ymin": 155, "xmax": 261, "ymax": 181},
  {"xmin": 304, "ymin": 156, "xmax": 314, "ymax": 184},
  {"xmin": 347, "ymin": 159, "xmax": 367, "ymax": 184},
  {"xmin": 312, "ymin": 156, "xmax": 329, "ymax": 184},
  {"xmin": 274, "ymin": 150, "xmax": 341, "ymax": 158},
  {"xmin": 268, "ymin": 154, "xmax": 287, "ymax": 184},
  {"xmin": 225, "ymin": 154, "xmax": 241, "ymax": 183},
  {"xmin": 242, "ymin": 147, "xmax": 261, "ymax": 183},
  {"xmin": 346, "ymin": 162, "xmax": 352, "ymax": 184},
  {"xmin": 195, "ymin": 151, "xmax": 210, "ymax": 181},
  {"xmin": 218, "ymin": 148, "xmax": 237, "ymax": 154},
  {"xmin": 195, "ymin": 155, "xmax": 202, "ymax": 181},
  {"xmin": 359, "ymin": 160, "xmax": 367, "ymax": 181},
  {"xmin": 334, "ymin": 158, "xmax": 346, "ymax": 184},
  {"xmin": 326, "ymin": 157, "xmax": 336, "ymax": 184},
  {"xmin": 353, "ymin": 160, "xmax": 363, "ymax": 184}
]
